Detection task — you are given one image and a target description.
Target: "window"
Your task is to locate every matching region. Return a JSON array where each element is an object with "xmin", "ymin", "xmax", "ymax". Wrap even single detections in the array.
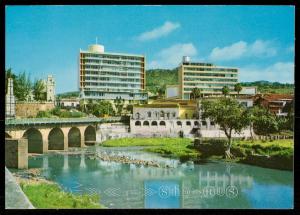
[
  {"xmin": 186, "ymin": 121, "xmax": 191, "ymax": 126},
  {"xmin": 159, "ymin": 121, "xmax": 166, "ymax": 126},
  {"xmin": 147, "ymin": 112, "xmax": 151, "ymax": 118}
]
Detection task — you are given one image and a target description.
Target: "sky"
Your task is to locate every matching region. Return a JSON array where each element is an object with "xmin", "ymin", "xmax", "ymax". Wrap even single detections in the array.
[{"xmin": 6, "ymin": 5, "xmax": 295, "ymax": 94}]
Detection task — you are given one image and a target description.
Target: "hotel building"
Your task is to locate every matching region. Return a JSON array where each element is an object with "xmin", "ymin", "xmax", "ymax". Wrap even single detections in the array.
[
  {"xmin": 178, "ymin": 56, "xmax": 239, "ymax": 99},
  {"xmin": 79, "ymin": 43, "xmax": 147, "ymax": 101}
]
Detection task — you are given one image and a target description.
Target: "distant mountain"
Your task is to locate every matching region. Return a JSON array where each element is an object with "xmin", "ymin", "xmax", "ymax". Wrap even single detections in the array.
[{"xmin": 56, "ymin": 91, "xmax": 79, "ymax": 98}]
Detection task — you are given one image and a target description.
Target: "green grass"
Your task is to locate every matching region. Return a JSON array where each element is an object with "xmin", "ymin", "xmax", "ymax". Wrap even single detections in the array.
[
  {"xmin": 102, "ymin": 138, "xmax": 199, "ymax": 161},
  {"xmin": 234, "ymin": 139, "xmax": 293, "ymax": 157},
  {"xmin": 20, "ymin": 182, "xmax": 104, "ymax": 209}
]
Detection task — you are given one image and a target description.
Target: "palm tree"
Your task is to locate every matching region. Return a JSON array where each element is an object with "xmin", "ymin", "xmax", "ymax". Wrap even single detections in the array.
[
  {"xmin": 190, "ymin": 87, "xmax": 202, "ymax": 100},
  {"xmin": 234, "ymin": 83, "xmax": 243, "ymax": 96},
  {"xmin": 33, "ymin": 79, "xmax": 46, "ymax": 101},
  {"xmin": 222, "ymin": 86, "xmax": 230, "ymax": 97}
]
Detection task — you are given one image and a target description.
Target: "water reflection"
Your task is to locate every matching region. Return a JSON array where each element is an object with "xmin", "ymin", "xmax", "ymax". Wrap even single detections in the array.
[{"xmin": 26, "ymin": 147, "xmax": 293, "ymax": 209}]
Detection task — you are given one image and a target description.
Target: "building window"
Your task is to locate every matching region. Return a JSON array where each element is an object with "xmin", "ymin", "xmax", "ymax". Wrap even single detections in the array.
[
  {"xmin": 202, "ymin": 121, "xmax": 207, "ymax": 126},
  {"xmin": 177, "ymin": 121, "xmax": 182, "ymax": 126},
  {"xmin": 147, "ymin": 112, "xmax": 151, "ymax": 118},
  {"xmin": 135, "ymin": 121, "xmax": 141, "ymax": 126},
  {"xmin": 186, "ymin": 121, "xmax": 191, "ymax": 126},
  {"xmin": 151, "ymin": 121, "xmax": 158, "ymax": 126},
  {"xmin": 143, "ymin": 121, "xmax": 149, "ymax": 126},
  {"xmin": 194, "ymin": 121, "xmax": 199, "ymax": 126},
  {"xmin": 159, "ymin": 121, "xmax": 166, "ymax": 126},
  {"xmin": 210, "ymin": 121, "xmax": 215, "ymax": 126}
]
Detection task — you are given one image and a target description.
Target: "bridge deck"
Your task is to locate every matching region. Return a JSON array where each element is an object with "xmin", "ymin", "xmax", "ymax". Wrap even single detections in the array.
[{"xmin": 5, "ymin": 117, "xmax": 121, "ymax": 126}]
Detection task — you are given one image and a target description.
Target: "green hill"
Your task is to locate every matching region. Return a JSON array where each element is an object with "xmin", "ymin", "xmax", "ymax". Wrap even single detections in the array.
[{"xmin": 146, "ymin": 69, "xmax": 178, "ymax": 94}]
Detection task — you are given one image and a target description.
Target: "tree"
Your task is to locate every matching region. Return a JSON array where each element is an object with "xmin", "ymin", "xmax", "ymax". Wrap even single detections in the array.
[
  {"xmin": 14, "ymin": 72, "xmax": 32, "ymax": 101},
  {"xmin": 114, "ymin": 97, "xmax": 125, "ymax": 116},
  {"xmin": 33, "ymin": 79, "xmax": 46, "ymax": 101},
  {"xmin": 251, "ymin": 106, "xmax": 278, "ymax": 137},
  {"xmin": 190, "ymin": 87, "xmax": 202, "ymax": 100},
  {"xmin": 222, "ymin": 86, "xmax": 230, "ymax": 97},
  {"xmin": 157, "ymin": 85, "xmax": 166, "ymax": 98},
  {"xmin": 234, "ymin": 83, "xmax": 243, "ymax": 95},
  {"xmin": 201, "ymin": 98, "xmax": 249, "ymax": 159}
]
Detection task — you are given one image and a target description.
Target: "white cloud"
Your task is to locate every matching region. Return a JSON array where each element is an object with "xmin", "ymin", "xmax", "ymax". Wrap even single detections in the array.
[
  {"xmin": 209, "ymin": 40, "xmax": 277, "ymax": 61},
  {"xmin": 239, "ymin": 62, "xmax": 294, "ymax": 83},
  {"xmin": 148, "ymin": 43, "xmax": 197, "ymax": 69},
  {"xmin": 137, "ymin": 21, "xmax": 180, "ymax": 41}
]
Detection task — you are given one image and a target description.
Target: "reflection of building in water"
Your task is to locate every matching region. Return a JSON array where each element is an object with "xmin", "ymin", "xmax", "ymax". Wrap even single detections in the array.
[
  {"xmin": 80, "ymin": 153, "xmax": 86, "ymax": 168},
  {"xmin": 198, "ymin": 171, "xmax": 253, "ymax": 188},
  {"xmin": 63, "ymin": 154, "xmax": 69, "ymax": 170},
  {"xmin": 43, "ymin": 156, "xmax": 49, "ymax": 169},
  {"xmin": 180, "ymin": 171, "xmax": 253, "ymax": 208}
]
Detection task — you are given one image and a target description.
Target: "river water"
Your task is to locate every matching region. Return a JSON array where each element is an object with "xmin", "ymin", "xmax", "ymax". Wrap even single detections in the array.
[{"xmin": 25, "ymin": 146, "xmax": 293, "ymax": 209}]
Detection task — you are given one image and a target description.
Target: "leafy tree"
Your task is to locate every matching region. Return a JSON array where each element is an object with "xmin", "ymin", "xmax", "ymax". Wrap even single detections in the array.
[
  {"xmin": 234, "ymin": 83, "xmax": 243, "ymax": 95},
  {"xmin": 222, "ymin": 86, "xmax": 230, "ymax": 97},
  {"xmin": 251, "ymin": 106, "xmax": 278, "ymax": 137},
  {"xmin": 157, "ymin": 85, "xmax": 166, "ymax": 98},
  {"xmin": 114, "ymin": 97, "xmax": 125, "ymax": 116},
  {"xmin": 201, "ymin": 98, "xmax": 249, "ymax": 158},
  {"xmin": 14, "ymin": 72, "xmax": 32, "ymax": 101},
  {"xmin": 190, "ymin": 87, "xmax": 202, "ymax": 100},
  {"xmin": 33, "ymin": 79, "xmax": 46, "ymax": 101}
]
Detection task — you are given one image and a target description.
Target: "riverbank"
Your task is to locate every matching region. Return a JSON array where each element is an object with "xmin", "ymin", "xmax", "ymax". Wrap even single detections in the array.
[
  {"xmin": 195, "ymin": 139, "xmax": 293, "ymax": 171},
  {"xmin": 101, "ymin": 138, "xmax": 199, "ymax": 162},
  {"xmin": 101, "ymin": 137, "xmax": 293, "ymax": 171},
  {"xmin": 12, "ymin": 169, "xmax": 104, "ymax": 209}
]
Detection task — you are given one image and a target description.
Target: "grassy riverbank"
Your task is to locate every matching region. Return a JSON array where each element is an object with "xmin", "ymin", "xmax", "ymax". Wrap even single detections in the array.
[
  {"xmin": 197, "ymin": 138, "xmax": 293, "ymax": 170},
  {"xmin": 102, "ymin": 137, "xmax": 293, "ymax": 170},
  {"xmin": 19, "ymin": 178, "xmax": 104, "ymax": 209},
  {"xmin": 102, "ymin": 138, "xmax": 199, "ymax": 161}
]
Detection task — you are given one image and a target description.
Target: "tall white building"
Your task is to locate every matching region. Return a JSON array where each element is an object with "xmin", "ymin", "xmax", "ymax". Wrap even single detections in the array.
[{"xmin": 79, "ymin": 43, "xmax": 147, "ymax": 101}]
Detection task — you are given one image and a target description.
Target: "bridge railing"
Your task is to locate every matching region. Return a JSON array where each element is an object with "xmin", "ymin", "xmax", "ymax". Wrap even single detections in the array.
[{"xmin": 5, "ymin": 117, "xmax": 122, "ymax": 126}]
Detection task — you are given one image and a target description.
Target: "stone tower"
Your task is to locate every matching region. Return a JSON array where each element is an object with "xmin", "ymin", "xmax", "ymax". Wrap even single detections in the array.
[
  {"xmin": 5, "ymin": 78, "xmax": 16, "ymax": 119},
  {"xmin": 46, "ymin": 75, "xmax": 55, "ymax": 102}
]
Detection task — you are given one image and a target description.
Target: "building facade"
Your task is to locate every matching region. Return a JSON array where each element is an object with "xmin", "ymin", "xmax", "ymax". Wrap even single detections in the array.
[
  {"xmin": 178, "ymin": 56, "xmax": 239, "ymax": 99},
  {"xmin": 130, "ymin": 99, "xmax": 251, "ymax": 138},
  {"xmin": 79, "ymin": 43, "xmax": 147, "ymax": 101}
]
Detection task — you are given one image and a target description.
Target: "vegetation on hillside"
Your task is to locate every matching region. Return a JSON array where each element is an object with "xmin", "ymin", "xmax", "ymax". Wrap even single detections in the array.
[
  {"xmin": 146, "ymin": 69, "xmax": 178, "ymax": 95},
  {"xmin": 56, "ymin": 91, "xmax": 79, "ymax": 99}
]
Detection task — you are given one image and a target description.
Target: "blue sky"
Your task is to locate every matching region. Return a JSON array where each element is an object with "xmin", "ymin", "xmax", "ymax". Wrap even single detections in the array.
[{"xmin": 6, "ymin": 5, "xmax": 295, "ymax": 93}]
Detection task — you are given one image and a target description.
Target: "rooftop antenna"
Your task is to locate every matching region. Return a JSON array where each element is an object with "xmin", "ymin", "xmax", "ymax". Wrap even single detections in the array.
[{"xmin": 96, "ymin": 37, "xmax": 98, "ymax": 44}]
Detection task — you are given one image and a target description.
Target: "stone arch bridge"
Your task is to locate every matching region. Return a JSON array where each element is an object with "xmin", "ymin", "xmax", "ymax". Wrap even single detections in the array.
[{"xmin": 5, "ymin": 117, "xmax": 121, "ymax": 154}]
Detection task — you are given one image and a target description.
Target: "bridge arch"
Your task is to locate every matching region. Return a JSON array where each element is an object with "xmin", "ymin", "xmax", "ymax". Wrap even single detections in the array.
[
  {"xmin": 84, "ymin": 125, "xmax": 96, "ymax": 146},
  {"xmin": 48, "ymin": 127, "xmax": 64, "ymax": 150},
  {"xmin": 23, "ymin": 128, "xmax": 43, "ymax": 153},
  {"xmin": 68, "ymin": 127, "xmax": 81, "ymax": 147}
]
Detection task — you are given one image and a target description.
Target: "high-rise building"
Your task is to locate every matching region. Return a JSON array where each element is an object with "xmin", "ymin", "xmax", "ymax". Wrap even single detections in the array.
[
  {"xmin": 178, "ymin": 56, "xmax": 239, "ymax": 99},
  {"xmin": 79, "ymin": 43, "xmax": 147, "ymax": 101}
]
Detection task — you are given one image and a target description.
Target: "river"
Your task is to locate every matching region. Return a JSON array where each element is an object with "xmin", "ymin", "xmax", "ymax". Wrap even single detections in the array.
[{"xmin": 22, "ymin": 146, "xmax": 293, "ymax": 209}]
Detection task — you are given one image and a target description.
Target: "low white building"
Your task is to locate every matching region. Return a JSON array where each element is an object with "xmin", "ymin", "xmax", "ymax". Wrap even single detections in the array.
[{"xmin": 57, "ymin": 98, "xmax": 80, "ymax": 109}]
